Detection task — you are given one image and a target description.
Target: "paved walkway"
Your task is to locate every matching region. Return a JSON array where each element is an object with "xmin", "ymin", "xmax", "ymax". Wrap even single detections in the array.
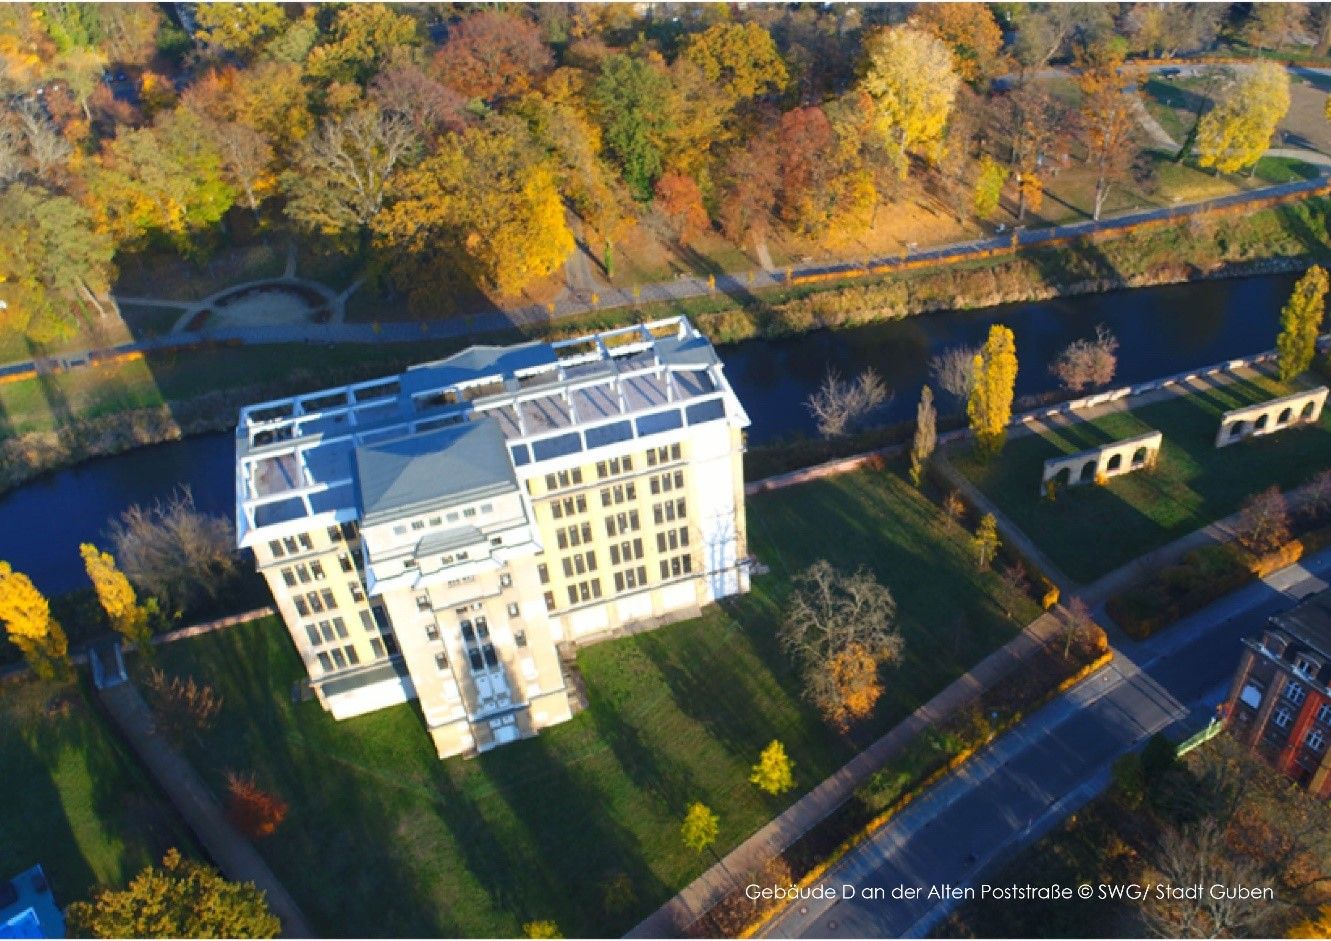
[
  {"xmin": 96, "ymin": 680, "xmax": 313, "ymax": 938},
  {"xmin": 627, "ymin": 607, "xmax": 1073, "ymax": 938}
]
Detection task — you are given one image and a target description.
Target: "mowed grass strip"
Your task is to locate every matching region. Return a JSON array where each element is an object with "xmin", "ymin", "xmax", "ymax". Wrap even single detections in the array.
[
  {"xmin": 148, "ymin": 466, "xmax": 1036, "ymax": 938},
  {"xmin": 953, "ymin": 371, "xmax": 1331, "ymax": 584},
  {"xmin": 0, "ymin": 678, "xmax": 189, "ymax": 908}
]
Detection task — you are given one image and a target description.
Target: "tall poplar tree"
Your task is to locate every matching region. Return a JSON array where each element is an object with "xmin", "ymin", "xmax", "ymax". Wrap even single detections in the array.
[
  {"xmin": 1276, "ymin": 265, "xmax": 1329, "ymax": 381},
  {"xmin": 0, "ymin": 561, "xmax": 71, "ymax": 681},
  {"xmin": 909, "ymin": 385, "xmax": 937, "ymax": 488},
  {"xmin": 81, "ymin": 543, "xmax": 153, "ymax": 652},
  {"xmin": 967, "ymin": 325, "xmax": 1019, "ymax": 458}
]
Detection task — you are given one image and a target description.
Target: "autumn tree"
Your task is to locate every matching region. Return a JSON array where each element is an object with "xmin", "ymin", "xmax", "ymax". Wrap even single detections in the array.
[
  {"xmin": 306, "ymin": 4, "xmax": 419, "ymax": 86},
  {"xmin": 658, "ymin": 56, "xmax": 733, "ymax": 181},
  {"xmin": 1077, "ymin": 39, "xmax": 1138, "ymax": 221},
  {"xmin": 1061, "ymin": 596, "xmax": 1097, "ymax": 659},
  {"xmin": 1287, "ymin": 906, "xmax": 1331, "ymax": 938},
  {"xmin": 750, "ymin": 740, "xmax": 796, "ymax": 796},
  {"xmin": 1142, "ymin": 820, "xmax": 1276, "ymax": 939},
  {"xmin": 716, "ymin": 129, "xmax": 779, "ymax": 246},
  {"xmin": 81, "ymin": 543, "xmax": 152, "ymax": 652},
  {"xmin": 0, "ymin": 185, "xmax": 116, "ymax": 342},
  {"xmin": 908, "ymin": 3, "xmax": 1005, "ymax": 84},
  {"xmin": 522, "ymin": 922, "xmax": 563, "ymax": 939},
  {"xmin": 1051, "ymin": 324, "xmax": 1119, "ymax": 392},
  {"xmin": 592, "ymin": 54, "xmax": 671, "ymax": 201},
  {"xmin": 1276, "ymin": 265, "xmax": 1329, "ymax": 381},
  {"xmin": 108, "ymin": 489, "xmax": 238, "ymax": 617},
  {"xmin": 805, "ymin": 368, "xmax": 889, "ymax": 438},
  {"xmin": 971, "ymin": 154, "xmax": 1006, "ymax": 219},
  {"xmin": 67, "ymin": 849, "xmax": 279, "ymax": 939},
  {"xmin": 194, "ymin": 3, "xmax": 287, "ymax": 59},
  {"xmin": 1003, "ymin": 85, "xmax": 1066, "ymax": 222},
  {"xmin": 654, "ymin": 172, "xmax": 709, "ymax": 247},
  {"xmin": 143, "ymin": 668, "xmax": 223, "ymax": 740},
  {"xmin": 225, "ymin": 773, "xmax": 289, "ymax": 839},
  {"xmin": 370, "ymin": 62, "xmax": 468, "ymax": 141},
  {"xmin": 1196, "ymin": 64, "xmax": 1291, "ymax": 175},
  {"xmin": 780, "ymin": 560, "xmax": 903, "ymax": 728},
  {"xmin": 0, "ymin": 561, "xmax": 71, "ymax": 681},
  {"xmin": 1236, "ymin": 487, "xmax": 1292, "ymax": 556},
  {"xmin": 1242, "ymin": 3, "xmax": 1309, "ymax": 56},
  {"xmin": 681, "ymin": 802, "xmax": 719, "ymax": 854},
  {"xmin": 930, "ymin": 345, "xmax": 978, "ymax": 404},
  {"xmin": 432, "ymin": 10, "xmax": 553, "ymax": 102},
  {"xmin": 374, "ymin": 117, "xmax": 573, "ymax": 303},
  {"xmin": 1122, "ymin": 4, "xmax": 1224, "ymax": 59},
  {"xmin": 967, "ymin": 324, "xmax": 1019, "ymax": 457},
  {"xmin": 972, "ymin": 514, "xmax": 1001, "ymax": 570},
  {"xmin": 680, "ymin": 21, "xmax": 787, "ymax": 103},
  {"xmin": 909, "ymin": 385, "xmax": 937, "ymax": 488},
  {"xmin": 764, "ymin": 102, "xmax": 875, "ymax": 240},
  {"xmin": 858, "ymin": 25, "xmax": 960, "ymax": 178},
  {"xmin": 283, "ymin": 108, "xmax": 418, "ymax": 240},
  {"xmin": 1010, "ymin": 5, "xmax": 1116, "ymax": 73}
]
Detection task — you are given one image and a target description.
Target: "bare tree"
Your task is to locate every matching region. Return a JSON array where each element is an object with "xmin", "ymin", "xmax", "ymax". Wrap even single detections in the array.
[
  {"xmin": 107, "ymin": 488, "xmax": 238, "ymax": 616},
  {"xmin": 929, "ymin": 345, "xmax": 978, "ymax": 404},
  {"xmin": 1050, "ymin": 324, "xmax": 1119, "ymax": 393},
  {"xmin": 0, "ymin": 119, "xmax": 23, "ymax": 187},
  {"xmin": 1235, "ymin": 486, "xmax": 1291, "ymax": 556},
  {"xmin": 1143, "ymin": 820, "xmax": 1278, "ymax": 939},
  {"xmin": 1302, "ymin": 468, "xmax": 1331, "ymax": 522},
  {"xmin": 780, "ymin": 560, "xmax": 903, "ymax": 726},
  {"xmin": 805, "ymin": 368, "xmax": 889, "ymax": 438},
  {"xmin": 199, "ymin": 117, "xmax": 274, "ymax": 214},
  {"xmin": 369, "ymin": 63, "xmax": 468, "ymax": 139},
  {"xmin": 1060, "ymin": 596, "xmax": 1096, "ymax": 659},
  {"xmin": 17, "ymin": 102, "xmax": 71, "ymax": 180},
  {"xmin": 283, "ymin": 107, "xmax": 419, "ymax": 235}
]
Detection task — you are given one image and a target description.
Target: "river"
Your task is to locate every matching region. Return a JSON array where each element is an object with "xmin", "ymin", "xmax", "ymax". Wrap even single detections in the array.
[{"xmin": 0, "ymin": 273, "xmax": 1297, "ymax": 595}]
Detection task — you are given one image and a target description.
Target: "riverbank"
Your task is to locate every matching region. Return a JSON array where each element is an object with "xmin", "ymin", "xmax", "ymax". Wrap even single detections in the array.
[{"xmin": 2, "ymin": 192, "xmax": 1326, "ymax": 494}]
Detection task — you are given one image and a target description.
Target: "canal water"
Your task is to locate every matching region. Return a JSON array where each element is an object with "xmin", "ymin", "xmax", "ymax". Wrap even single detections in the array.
[{"xmin": 0, "ymin": 273, "xmax": 1297, "ymax": 594}]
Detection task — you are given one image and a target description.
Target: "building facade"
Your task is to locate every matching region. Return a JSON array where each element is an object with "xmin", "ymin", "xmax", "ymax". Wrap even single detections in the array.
[
  {"xmin": 1222, "ymin": 588, "xmax": 1331, "ymax": 798},
  {"xmin": 235, "ymin": 317, "xmax": 751, "ymax": 759}
]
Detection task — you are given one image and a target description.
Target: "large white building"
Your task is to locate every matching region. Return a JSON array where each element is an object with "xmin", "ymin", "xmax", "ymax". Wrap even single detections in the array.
[{"xmin": 235, "ymin": 317, "xmax": 751, "ymax": 758}]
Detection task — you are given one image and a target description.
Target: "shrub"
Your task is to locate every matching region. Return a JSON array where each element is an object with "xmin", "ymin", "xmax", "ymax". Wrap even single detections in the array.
[
  {"xmin": 143, "ymin": 668, "xmax": 223, "ymax": 739},
  {"xmin": 225, "ymin": 773, "xmax": 289, "ymax": 839}
]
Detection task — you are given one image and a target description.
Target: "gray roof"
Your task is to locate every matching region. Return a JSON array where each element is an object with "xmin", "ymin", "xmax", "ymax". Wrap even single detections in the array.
[
  {"xmin": 399, "ymin": 342, "xmax": 558, "ymax": 397},
  {"xmin": 1272, "ymin": 589, "xmax": 1331, "ymax": 661},
  {"xmin": 353, "ymin": 418, "xmax": 516, "ymax": 524},
  {"xmin": 319, "ymin": 658, "xmax": 411, "ymax": 699},
  {"xmin": 416, "ymin": 525, "xmax": 484, "ymax": 556},
  {"xmin": 657, "ymin": 333, "xmax": 718, "ymax": 369}
]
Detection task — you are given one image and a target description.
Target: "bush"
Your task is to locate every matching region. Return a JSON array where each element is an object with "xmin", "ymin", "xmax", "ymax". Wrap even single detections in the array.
[
  {"xmin": 1107, "ymin": 544, "xmax": 1251, "ymax": 639},
  {"xmin": 225, "ymin": 772, "xmax": 289, "ymax": 839}
]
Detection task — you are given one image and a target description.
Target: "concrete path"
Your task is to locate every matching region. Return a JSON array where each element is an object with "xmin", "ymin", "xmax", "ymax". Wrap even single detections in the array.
[
  {"xmin": 96, "ymin": 680, "xmax": 314, "ymax": 938},
  {"xmin": 761, "ymin": 548, "xmax": 1331, "ymax": 938},
  {"xmin": 627, "ymin": 607, "xmax": 1074, "ymax": 938}
]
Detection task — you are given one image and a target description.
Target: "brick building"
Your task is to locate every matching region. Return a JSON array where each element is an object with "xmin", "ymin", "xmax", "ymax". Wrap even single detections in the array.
[{"xmin": 1223, "ymin": 589, "xmax": 1331, "ymax": 798}]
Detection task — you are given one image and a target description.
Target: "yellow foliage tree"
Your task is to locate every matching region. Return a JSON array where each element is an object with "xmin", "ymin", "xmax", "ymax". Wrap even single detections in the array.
[
  {"xmin": 967, "ymin": 324, "xmax": 1019, "ymax": 457},
  {"xmin": 858, "ymin": 25, "xmax": 960, "ymax": 178},
  {"xmin": 0, "ymin": 561, "xmax": 71, "ymax": 681},
  {"xmin": 681, "ymin": 20, "xmax": 787, "ymax": 102},
  {"xmin": 1276, "ymin": 265, "xmax": 1329, "ymax": 381},
  {"xmin": 972, "ymin": 513, "xmax": 1001, "ymax": 570},
  {"xmin": 823, "ymin": 643, "xmax": 883, "ymax": 728},
  {"xmin": 1287, "ymin": 905, "xmax": 1331, "ymax": 938},
  {"xmin": 194, "ymin": 3, "xmax": 287, "ymax": 58},
  {"xmin": 80, "ymin": 543, "xmax": 152, "ymax": 651},
  {"xmin": 680, "ymin": 802, "xmax": 719, "ymax": 854},
  {"xmin": 749, "ymin": 740, "xmax": 796, "ymax": 796},
  {"xmin": 522, "ymin": 921, "xmax": 563, "ymax": 939},
  {"xmin": 1196, "ymin": 62, "xmax": 1290, "ymax": 175},
  {"xmin": 908, "ymin": 2, "xmax": 1005, "ymax": 83}
]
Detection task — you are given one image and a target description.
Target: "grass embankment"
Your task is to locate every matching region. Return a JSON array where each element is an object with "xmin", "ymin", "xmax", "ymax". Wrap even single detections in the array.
[
  {"xmin": 952, "ymin": 370, "xmax": 1331, "ymax": 585},
  {"xmin": 0, "ymin": 678, "xmax": 190, "ymax": 908},
  {"xmin": 147, "ymin": 466, "xmax": 1037, "ymax": 938}
]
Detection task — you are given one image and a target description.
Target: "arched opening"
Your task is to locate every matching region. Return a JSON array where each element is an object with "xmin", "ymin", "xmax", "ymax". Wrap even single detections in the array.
[
  {"xmin": 1230, "ymin": 420, "xmax": 1248, "ymax": 440},
  {"xmin": 1054, "ymin": 467, "xmax": 1072, "ymax": 489},
  {"xmin": 1131, "ymin": 446, "xmax": 1149, "ymax": 467},
  {"xmin": 1303, "ymin": 400, "xmax": 1318, "ymax": 421},
  {"xmin": 1278, "ymin": 407, "xmax": 1293, "ymax": 426},
  {"xmin": 1106, "ymin": 453, "xmax": 1123, "ymax": 472},
  {"xmin": 1079, "ymin": 460, "xmax": 1096, "ymax": 483},
  {"xmin": 1255, "ymin": 413, "xmax": 1269, "ymax": 432}
]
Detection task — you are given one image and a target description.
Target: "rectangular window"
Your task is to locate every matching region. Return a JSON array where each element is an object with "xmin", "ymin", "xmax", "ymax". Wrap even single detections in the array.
[
  {"xmin": 282, "ymin": 568, "xmax": 296, "ymax": 588},
  {"xmin": 305, "ymin": 624, "xmax": 320, "ymax": 646},
  {"xmin": 544, "ymin": 591, "xmax": 555, "ymax": 612},
  {"xmin": 633, "ymin": 537, "xmax": 643, "ymax": 559},
  {"xmin": 507, "ymin": 602, "xmax": 520, "ymax": 617},
  {"xmin": 671, "ymin": 443, "xmax": 680, "ymax": 461},
  {"xmin": 601, "ymin": 488, "xmax": 612, "ymax": 507},
  {"xmin": 342, "ymin": 521, "xmax": 359, "ymax": 541},
  {"xmin": 579, "ymin": 582, "xmax": 591, "ymax": 602},
  {"xmin": 321, "ymin": 589, "xmax": 336, "ymax": 610},
  {"xmin": 514, "ymin": 630, "xmax": 527, "ymax": 647},
  {"xmin": 576, "ymin": 494, "xmax": 587, "ymax": 513},
  {"xmin": 296, "ymin": 565, "xmax": 311, "ymax": 584},
  {"xmin": 682, "ymin": 554, "xmax": 692, "ymax": 573},
  {"xmin": 610, "ymin": 545, "xmax": 621, "ymax": 565},
  {"xmin": 538, "ymin": 563, "xmax": 549, "ymax": 584},
  {"xmin": 425, "ymin": 623, "xmax": 439, "ymax": 641},
  {"xmin": 349, "ymin": 582, "xmax": 364, "ymax": 603},
  {"xmin": 587, "ymin": 551, "xmax": 597, "ymax": 571},
  {"xmin": 317, "ymin": 652, "xmax": 333, "ymax": 672},
  {"xmin": 650, "ymin": 476, "xmax": 660, "ymax": 496},
  {"xmin": 658, "ymin": 533, "xmax": 668, "ymax": 553},
  {"xmin": 557, "ymin": 530, "xmax": 568, "ymax": 550},
  {"xmin": 614, "ymin": 572, "xmax": 625, "ymax": 592},
  {"xmin": 339, "ymin": 553, "xmax": 353, "ymax": 573},
  {"xmin": 674, "ymin": 470, "xmax": 685, "ymax": 489},
  {"xmin": 411, "ymin": 520, "xmax": 425, "ymax": 531},
  {"xmin": 637, "ymin": 565, "xmax": 647, "ymax": 586},
  {"xmin": 1287, "ymin": 682, "xmax": 1308, "ymax": 705},
  {"xmin": 270, "ymin": 539, "xmax": 285, "ymax": 558},
  {"xmin": 545, "ymin": 473, "xmax": 557, "ymax": 490},
  {"xmin": 370, "ymin": 637, "xmax": 385, "ymax": 659},
  {"xmin": 298, "ymin": 533, "xmax": 313, "ymax": 551},
  {"xmin": 283, "ymin": 536, "xmax": 298, "ymax": 554},
  {"xmin": 567, "ymin": 585, "xmax": 578, "ymax": 605},
  {"xmin": 359, "ymin": 610, "xmax": 374, "ymax": 632},
  {"xmin": 320, "ymin": 621, "xmax": 336, "ymax": 643},
  {"xmin": 310, "ymin": 560, "xmax": 325, "ymax": 580},
  {"xmin": 294, "ymin": 596, "xmax": 309, "ymax": 617},
  {"xmin": 629, "ymin": 510, "xmax": 639, "ymax": 531},
  {"xmin": 563, "ymin": 558, "xmax": 574, "ymax": 578},
  {"xmin": 435, "ymin": 652, "xmax": 449, "ymax": 671},
  {"xmin": 680, "ymin": 526, "xmax": 690, "ymax": 547},
  {"xmin": 551, "ymin": 501, "xmax": 563, "ymax": 520},
  {"xmin": 333, "ymin": 617, "xmax": 348, "ymax": 639},
  {"xmin": 331, "ymin": 648, "xmax": 347, "ymax": 670},
  {"xmin": 574, "ymin": 554, "xmax": 586, "ymax": 575},
  {"xmin": 463, "ymin": 507, "xmax": 476, "ymax": 518},
  {"xmin": 307, "ymin": 592, "xmax": 323, "ymax": 613},
  {"xmin": 429, "ymin": 516, "xmax": 442, "ymax": 527},
  {"xmin": 394, "ymin": 524, "xmax": 407, "ymax": 535},
  {"xmin": 1318, "ymin": 704, "xmax": 1331, "ymax": 726},
  {"xmin": 345, "ymin": 645, "xmax": 360, "ymax": 666},
  {"xmin": 500, "ymin": 573, "xmax": 512, "ymax": 588}
]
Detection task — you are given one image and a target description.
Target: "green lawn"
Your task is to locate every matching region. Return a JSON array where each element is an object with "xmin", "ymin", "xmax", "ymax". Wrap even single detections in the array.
[
  {"xmin": 0, "ymin": 678, "xmax": 188, "ymax": 909},
  {"xmin": 148, "ymin": 466, "xmax": 1036, "ymax": 937},
  {"xmin": 953, "ymin": 371, "xmax": 1331, "ymax": 584}
]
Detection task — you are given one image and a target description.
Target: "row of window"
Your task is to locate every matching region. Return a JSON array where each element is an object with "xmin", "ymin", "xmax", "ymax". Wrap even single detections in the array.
[
  {"xmin": 392, "ymin": 504, "xmax": 492, "ymax": 537},
  {"xmin": 557, "ymin": 522, "xmax": 594, "ymax": 549},
  {"xmin": 293, "ymin": 588, "xmax": 337, "ymax": 617},
  {"xmin": 659, "ymin": 554, "xmax": 694, "ymax": 580},
  {"xmin": 567, "ymin": 579, "xmax": 603, "ymax": 605},
  {"xmin": 654, "ymin": 498, "xmax": 687, "ymax": 525},
  {"xmin": 596, "ymin": 457, "xmax": 632, "ymax": 479},
  {"xmin": 615, "ymin": 566, "xmax": 649, "ymax": 593},
  {"xmin": 1273, "ymin": 705, "xmax": 1327, "ymax": 753},
  {"xmin": 305, "ymin": 617, "xmax": 348, "ymax": 647},
  {"xmin": 268, "ymin": 522, "xmax": 359, "ymax": 560},
  {"xmin": 657, "ymin": 526, "xmax": 689, "ymax": 554},
  {"xmin": 546, "ymin": 467, "xmax": 585, "ymax": 491},
  {"xmin": 649, "ymin": 470, "xmax": 686, "ymax": 496},
  {"xmin": 607, "ymin": 510, "xmax": 642, "ymax": 537},
  {"xmin": 550, "ymin": 494, "xmax": 588, "ymax": 519},
  {"xmin": 281, "ymin": 560, "xmax": 326, "ymax": 586},
  {"xmin": 646, "ymin": 443, "xmax": 682, "ymax": 466},
  {"xmin": 317, "ymin": 645, "xmax": 360, "ymax": 673},
  {"xmin": 610, "ymin": 538, "xmax": 644, "ymax": 566},
  {"xmin": 562, "ymin": 551, "xmax": 598, "ymax": 577},
  {"xmin": 600, "ymin": 482, "xmax": 637, "ymax": 507}
]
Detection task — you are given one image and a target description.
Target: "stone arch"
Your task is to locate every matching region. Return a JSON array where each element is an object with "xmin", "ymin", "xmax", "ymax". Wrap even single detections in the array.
[
  {"xmin": 1230, "ymin": 420, "xmax": 1248, "ymax": 440},
  {"xmin": 1131, "ymin": 446, "xmax": 1148, "ymax": 467},
  {"xmin": 1303, "ymin": 400, "xmax": 1318, "ymax": 420},
  {"xmin": 1106, "ymin": 452, "xmax": 1123, "ymax": 472},
  {"xmin": 1054, "ymin": 466, "xmax": 1072, "ymax": 488},
  {"xmin": 1278, "ymin": 407, "xmax": 1293, "ymax": 425},
  {"xmin": 1079, "ymin": 460, "xmax": 1097, "ymax": 483},
  {"xmin": 1255, "ymin": 413, "xmax": 1269, "ymax": 432},
  {"xmin": 1216, "ymin": 386, "xmax": 1327, "ymax": 447}
]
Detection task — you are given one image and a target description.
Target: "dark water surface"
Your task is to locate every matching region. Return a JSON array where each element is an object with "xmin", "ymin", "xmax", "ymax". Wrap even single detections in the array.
[{"xmin": 0, "ymin": 273, "xmax": 1298, "ymax": 594}]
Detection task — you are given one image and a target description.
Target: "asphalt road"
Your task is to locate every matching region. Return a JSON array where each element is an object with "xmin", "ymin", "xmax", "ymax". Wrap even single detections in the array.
[{"xmin": 761, "ymin": 550, "xmax": 1331, "ymax": 939}]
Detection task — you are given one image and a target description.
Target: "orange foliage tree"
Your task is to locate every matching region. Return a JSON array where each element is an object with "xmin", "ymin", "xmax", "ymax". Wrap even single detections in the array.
[
  {"xmin": 653, "ymin": 171, "xmax": 708, "ymax": 247},
  {"xmin": 225, "ymin": 773, "xmax": 289, "ymax": 839}
]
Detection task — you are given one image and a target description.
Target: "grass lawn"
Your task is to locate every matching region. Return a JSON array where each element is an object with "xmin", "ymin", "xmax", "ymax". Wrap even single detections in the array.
[
  {"xmin": 149, "ymin": 466, "xmax": 1036, "ymax": 938},
  {"xmin": 952, "ymin": 370, "xmax": 1331, "ymax": 584},
  {"xmin": 0, "ymin": 678, "xmax": 189, "ymax": 908}
]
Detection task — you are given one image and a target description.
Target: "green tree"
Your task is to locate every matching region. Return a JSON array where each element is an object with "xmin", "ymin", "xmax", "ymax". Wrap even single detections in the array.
[
  {"xmin": 194, "ymin": 3, "xmax": 287, "ymax": 59},
  {"xmin": 0, "ymin": 185, "xmax": 116, "ymax": 343},
  {"xmin": 681, "ymin": 802, "xmax": 719, "ymax": 854},
  {"xmin": 971, "ymin": 154, "xmax": 1006, "ymax": 219},
  {"xmin": 749, "ymin": 740, "xmax": 796, "ymax": 796},
  {"xmin": 1196, "ymin": 63, "xmax": 1290, "ymax": 175},
  {"xmin": 66, "ymin": 849, "xmax": 279, "ymax": 938},
  {"xmin": 858, "ymin": 25, "xmax": 960, "ymax": 178},
  {"xmin": 1276, "ymin": 265, "xmax": 1328, "ymax": 381},
  {"xmin": 681, "ymin": 21, "xmax": 787, "ymax": 102},
  {"xmin": 522, "ymin": 921, "xmax": 563, "ymax": 939},
  {"xmin": 972, "ymin": 513, "xmax": 1001, "ymax": 570},
  {"xmin": 0, "ymin": 561, "xmax": 71, "ymax": 681},
  {"xmin": 909, "ymin": 385, "xmax": 937, "ymax": 488},
  {"xmin": 967, "ymin": 324, "xmax": 1019, "ymax": 457},
  {"xmin": 592, "ymin": 54, "xmax": 671, "ymax": 201}
]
